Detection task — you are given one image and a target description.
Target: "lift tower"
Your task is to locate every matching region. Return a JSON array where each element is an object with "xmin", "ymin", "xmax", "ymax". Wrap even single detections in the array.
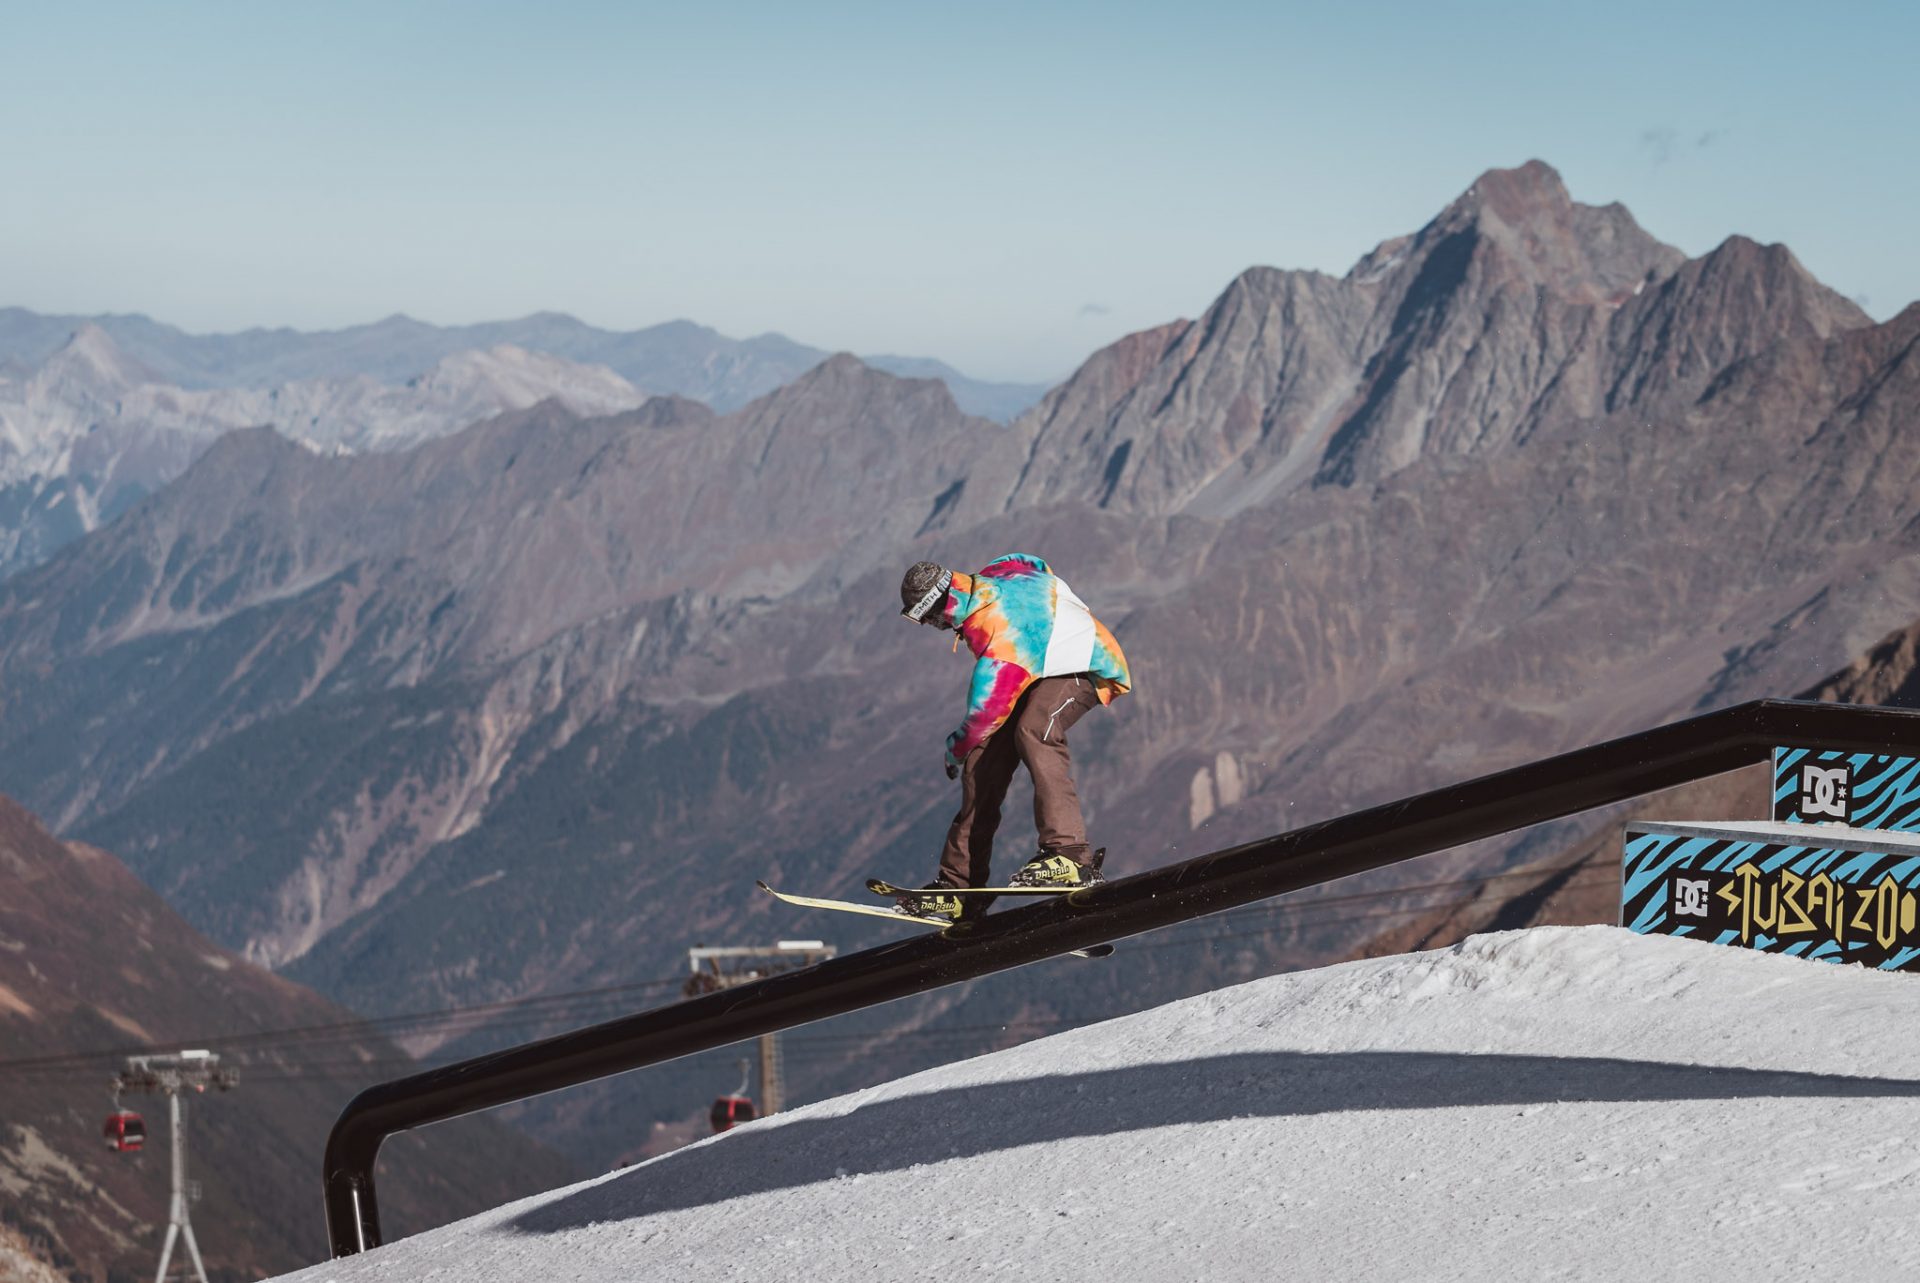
[
  {"xmin": 684, "ymin": 941, "xmax": 835, "ymax": 1114},
  {"xmin": 113, "ymin": 1050, "xmax": 238, "ymax": 1283}
]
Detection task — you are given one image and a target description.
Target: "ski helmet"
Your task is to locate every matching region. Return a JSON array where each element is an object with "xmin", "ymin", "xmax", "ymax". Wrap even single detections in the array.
[{"xmin": 900, "ymin": 561, "xmax": 953, "ymax": 625}]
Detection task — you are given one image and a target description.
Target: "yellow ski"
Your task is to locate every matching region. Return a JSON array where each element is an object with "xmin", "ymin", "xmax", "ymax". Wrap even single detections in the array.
[
  {"xmin": 865, "ymin": 878, "xmax": 1072, "ymax": 898},
  {"xmin": 756, "ymin": 882, "xmax": 1113, "ymax": 958}
]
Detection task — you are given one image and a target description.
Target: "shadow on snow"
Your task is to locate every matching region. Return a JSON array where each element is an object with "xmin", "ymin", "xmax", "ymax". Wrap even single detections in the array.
[{"xmin": 509, "ymin": 1049, "xmax": 1920, "ymax": 1233}]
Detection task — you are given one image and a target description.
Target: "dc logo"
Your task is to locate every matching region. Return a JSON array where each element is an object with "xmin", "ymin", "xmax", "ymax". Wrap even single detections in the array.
[
  {"xmin": 1672, "ymin": 878, "xmax": 1710, "ymax": 917},
  {"xmin": 1800, "ymin": 765, "xmax": 1850, "ymax": 820}
]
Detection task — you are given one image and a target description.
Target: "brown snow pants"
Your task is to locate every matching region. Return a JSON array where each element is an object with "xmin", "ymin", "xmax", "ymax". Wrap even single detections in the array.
[{"xmin": 937, "ymin": 674, "xmax": 1104, "ymax": 889}]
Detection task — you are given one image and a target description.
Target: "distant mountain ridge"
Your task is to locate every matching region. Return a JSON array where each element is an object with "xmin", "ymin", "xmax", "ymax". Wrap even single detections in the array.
[
  {"xmin": 1013, "ymin": 160, "xmax": 1865, "ymax": 513},
  {"xmin": 0, "ymin": 306, "xmax": 1052, "ymax": 421},
  {"xmin": 0, "ymin": 325, "xmax": 654, "ymax": 578},
  {"xmin": 2, "ymin": 159, "xmax": 1917, "ymax": 1177},
  {"xmin": 0, "ymin": 305, "xmax": 1052, "ymax": 577}
]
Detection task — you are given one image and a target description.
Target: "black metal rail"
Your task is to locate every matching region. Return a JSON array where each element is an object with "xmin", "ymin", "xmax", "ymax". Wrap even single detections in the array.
[{"xmin": 323, "ymin": 698, "xmax": 1920, "ymax": 1256}]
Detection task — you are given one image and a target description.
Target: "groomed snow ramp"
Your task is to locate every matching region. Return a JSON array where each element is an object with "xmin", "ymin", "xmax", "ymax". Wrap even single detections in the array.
[
  {"xmin": 321, "ymin": 698, "xmax": 1920, "ymax": 1256},
  {"xmin": 277, "ymin": 927, "xmax": 1920, "ymax": 1281}
]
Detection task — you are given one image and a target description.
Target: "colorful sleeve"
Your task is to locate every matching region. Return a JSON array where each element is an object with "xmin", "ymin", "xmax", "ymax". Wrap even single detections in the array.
[{"xmin": 945, "ymin": 655, "xmax": 1034, "ymax": 768}]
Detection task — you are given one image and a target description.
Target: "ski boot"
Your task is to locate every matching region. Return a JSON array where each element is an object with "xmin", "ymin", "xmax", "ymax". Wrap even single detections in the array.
[
  {"xmin": 893, "ymin": 882, "xmax": 965, "ymax": 923},
  {"xmin": 1009, "ymin": 846, "xmax": 1107, "ymax": 889}
]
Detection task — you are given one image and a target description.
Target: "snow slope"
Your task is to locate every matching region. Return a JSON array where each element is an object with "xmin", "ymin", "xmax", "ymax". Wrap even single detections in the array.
[{"xmin": 278, "ymin": 928, "xmax": 1920, "ymax": 1281}]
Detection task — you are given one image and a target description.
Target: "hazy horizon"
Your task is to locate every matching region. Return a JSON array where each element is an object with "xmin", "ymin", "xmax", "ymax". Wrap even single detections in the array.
[{"xmin": 5, "ymin": 1, "xmax": 1913, "ymax": 383}]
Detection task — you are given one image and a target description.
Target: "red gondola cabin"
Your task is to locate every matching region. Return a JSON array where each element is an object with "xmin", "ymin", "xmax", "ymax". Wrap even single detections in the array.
[
  {"xmin": 103, "ymin": 1111, "xmax": 146, "ymax": 1152},
  {"xmin": 709, "ymin": 1095, "xmax": 756, "ymax": 1133}
]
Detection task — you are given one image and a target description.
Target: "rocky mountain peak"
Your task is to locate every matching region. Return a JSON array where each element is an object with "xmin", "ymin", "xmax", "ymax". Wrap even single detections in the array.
[
  {"xmin": 1599, "ymin": 232, "xmax": 1876, "ymax": 409},
  {"xmin": 1412, "ymin": 160, "xmax": 1684, "ymax": 306},
  {"xmin": 35, "ymin": 323, "xmax": 157, "ymax": 392},
  {"xmin": 1010, "ymin": 159, "xmax": 1882, "ymax": 515},
  {"xmin": 810, "ymin": 350, "xmax": 878, "ymax": 380},
  {"xmin": 1688, "ymin": 235, "xmax": 1869, "ymax": 333},
  {"xmin": 1014, "ymin": 164, "xmax": 1690, "ymax": 512},
  {"xmin": 621, "ymin": 393, "xmax": 717, "ymax": 430},
  {"xmin": 1452, "ymin": 158, "xmax": 1571, "ymax": 224},
  {"xmin": 763, "ymin": 352, "xmax": 965, "ymax": 423},
  {"xmin": 415, "ymin": 344, "xmax": 649, "ymax": 416}
]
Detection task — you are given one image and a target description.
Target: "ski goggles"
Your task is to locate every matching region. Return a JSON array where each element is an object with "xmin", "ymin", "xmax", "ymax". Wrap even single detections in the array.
[{"xmin": 901, "ymin": 569, "xmax": 953, "ymax": 624}]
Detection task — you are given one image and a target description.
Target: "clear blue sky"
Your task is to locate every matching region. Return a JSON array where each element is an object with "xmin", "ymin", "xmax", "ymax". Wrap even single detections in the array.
[{"xmin": 2, "ymin": 1, "xmax": 1913, "ymax": 383}]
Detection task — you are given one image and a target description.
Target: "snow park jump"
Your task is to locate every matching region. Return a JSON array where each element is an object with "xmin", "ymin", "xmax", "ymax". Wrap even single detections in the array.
[{"xmin": 318, "ymin": 699, "xmax": 1920, "ymax": 1269}]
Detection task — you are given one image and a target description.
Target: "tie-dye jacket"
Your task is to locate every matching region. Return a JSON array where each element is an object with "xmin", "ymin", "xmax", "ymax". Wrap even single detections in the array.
[{"xmin": 932, "ymin": 553, "xmax": 1132, "ymax": 770}]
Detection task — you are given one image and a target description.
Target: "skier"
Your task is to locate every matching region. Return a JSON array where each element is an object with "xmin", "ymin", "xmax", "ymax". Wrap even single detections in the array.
[{"xmin": 894, "ymin": 554, "xmax": 1132, "ymax": 921}]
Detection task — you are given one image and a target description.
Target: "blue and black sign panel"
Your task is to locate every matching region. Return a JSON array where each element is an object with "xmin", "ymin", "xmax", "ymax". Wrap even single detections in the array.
[
  {"xmin": 1772, "ymin": 747, "xmax": 1920, "ymax": 831},
  {"xmin": 1622, "ymin": 821, "xmax": 1920, "ymax": 971}
]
